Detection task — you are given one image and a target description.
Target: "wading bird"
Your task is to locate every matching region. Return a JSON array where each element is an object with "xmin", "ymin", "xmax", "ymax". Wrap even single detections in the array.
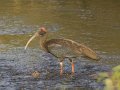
[{"xmin": 25, "ymin": 27, "xmax": 99, "ymax": 75}]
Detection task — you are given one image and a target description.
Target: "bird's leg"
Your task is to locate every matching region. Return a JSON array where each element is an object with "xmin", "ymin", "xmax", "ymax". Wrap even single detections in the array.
[
  {"xmin": 59, "ymin": 57, "xmax": 64, "ymax": 76},
  {"xmin": 69, "ymin": 58, "xmax": 75, "ymax": 74},
  {"xmin": 59, "ymin": 61, "xmax": 63, "ymax": 76}
]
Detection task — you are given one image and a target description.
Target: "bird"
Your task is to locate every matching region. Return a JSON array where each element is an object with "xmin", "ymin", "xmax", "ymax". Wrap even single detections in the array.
[{"xmin": 25, "ymin": 27, "xmax": 99, "ymax": 75}]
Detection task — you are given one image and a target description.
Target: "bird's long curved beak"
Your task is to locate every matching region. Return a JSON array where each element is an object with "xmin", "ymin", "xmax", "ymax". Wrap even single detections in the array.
[{"xmin": 24, "ymin": 33, "xmax": 38, "ymax": 50}]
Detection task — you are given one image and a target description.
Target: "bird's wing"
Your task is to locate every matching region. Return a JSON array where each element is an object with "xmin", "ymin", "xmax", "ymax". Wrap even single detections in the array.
[
  {"xmin": 45, "ymin": 38, "xmax": 80, "ymax": 58},
  {"xmin": 56, "ymin": 39, "xmax": 99, "ymax": 60},
  {"xmin": 45, "ymin": 38, "xmax": 99, "ymax": 60},
  {"xmin": 47, "ymin": 43, "xmax": 77, "ymax": 58}
]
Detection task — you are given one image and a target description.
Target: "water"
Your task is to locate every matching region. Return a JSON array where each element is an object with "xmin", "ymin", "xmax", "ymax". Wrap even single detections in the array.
[{"xmin": 0, "ymin": 0, "xmax": 120, "ymax": 90}]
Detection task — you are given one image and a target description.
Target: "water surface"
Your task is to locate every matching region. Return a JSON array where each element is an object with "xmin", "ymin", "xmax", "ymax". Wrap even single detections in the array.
[{"xmin": 0, "ymin": 0, "xmax": 120, "ymax": 90}]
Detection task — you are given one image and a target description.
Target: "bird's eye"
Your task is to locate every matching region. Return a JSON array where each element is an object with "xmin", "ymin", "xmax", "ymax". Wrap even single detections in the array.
[
  {"xmin": 38, "ymin": 27, "xmax": 47, "ymax": 36},
  {"xmin": 38, "ymin": 31, "xmax": 46, "ymax": 36}
]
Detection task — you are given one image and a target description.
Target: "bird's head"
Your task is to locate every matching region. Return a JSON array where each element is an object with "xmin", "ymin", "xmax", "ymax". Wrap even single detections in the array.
[
  {"xmin": 38, "ymin": 27, "xmax": 47, "ymax": 36},
  {"xmin": 24, "ymin": 27, "xmax": 47, "ymax": 50}
]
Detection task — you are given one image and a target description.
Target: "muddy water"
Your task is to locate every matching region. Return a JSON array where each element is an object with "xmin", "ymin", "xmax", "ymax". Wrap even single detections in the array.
[{"xmin": 0, "ymin": 0, "xmax": 120, "ymax": 90}]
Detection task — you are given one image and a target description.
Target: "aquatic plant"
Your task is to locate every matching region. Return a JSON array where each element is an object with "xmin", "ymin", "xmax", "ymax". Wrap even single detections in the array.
[{"xmin": 98, "ymin": 65, "xmax": 120, "ymax": 90}]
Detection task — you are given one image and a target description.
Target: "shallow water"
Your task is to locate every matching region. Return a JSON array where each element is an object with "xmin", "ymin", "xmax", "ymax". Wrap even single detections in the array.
[{"xmin": 0, "ymin": 0, "xmax": 120, "ymax": 90}]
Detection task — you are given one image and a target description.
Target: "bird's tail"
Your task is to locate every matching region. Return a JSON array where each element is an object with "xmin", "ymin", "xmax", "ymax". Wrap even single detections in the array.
[{"xmin": 79, "ymin": 44, "xmax": 100, "ymax": 60}]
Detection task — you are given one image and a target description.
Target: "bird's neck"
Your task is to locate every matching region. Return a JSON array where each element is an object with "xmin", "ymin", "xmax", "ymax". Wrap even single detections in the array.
[{"xmin": 39, "ymin": 34, "xmax": 48, "ymax": 51}]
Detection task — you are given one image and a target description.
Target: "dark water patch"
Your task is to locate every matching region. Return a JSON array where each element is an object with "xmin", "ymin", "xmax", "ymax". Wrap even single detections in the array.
[
  {"xmin": 0, "ymin": 16, "xmax": 61, "ymax": 35},
  {"xmin": 0, "ymin": 47, "xmax": 112, "ymax": 89}
]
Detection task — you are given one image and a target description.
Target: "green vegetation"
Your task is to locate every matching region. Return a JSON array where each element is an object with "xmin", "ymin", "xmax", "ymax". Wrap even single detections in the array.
[{"xmin": 98, "ymin": 65, "xmax": 120, "ymax": 90}]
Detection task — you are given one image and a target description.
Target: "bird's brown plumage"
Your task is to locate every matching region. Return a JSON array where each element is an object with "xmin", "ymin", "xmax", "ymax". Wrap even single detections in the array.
[
  {"xmin": 44, "ymin": 38, "xmax": 99, "ymax": 60},
  {"xmin": 25, "ymin": 27, "xmax": 99, "ymax": 75}
]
